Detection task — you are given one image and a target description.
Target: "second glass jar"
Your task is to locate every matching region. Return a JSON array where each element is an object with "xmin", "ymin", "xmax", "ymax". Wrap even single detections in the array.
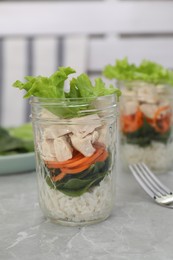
[{"xmin": 118, "ymin": 80, "xmax": 173, "ymax": 173}]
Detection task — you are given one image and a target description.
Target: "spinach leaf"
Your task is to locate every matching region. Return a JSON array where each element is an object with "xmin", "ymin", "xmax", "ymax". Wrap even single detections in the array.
[
  {"xmin": 8, "ymin": 123, "xmax": 34, "ymax": 152},
  {"xmin": 44, "ymin": 154, "xmax": 111, "ymax": 197},
  {"xmin": 0, "ymin": 124, "xmax": 34, "ymax": 155},
  {"xmin": 0, "ymin": 127, "xmax": 25, "ymax": 154},
  {"xmin": 62, "ymin": 178, "xmax": 94, "ymax": 190},
  {"xmin": 46, "ymin": 176, "xmax": 55, "ymax": 189},
  {"xmin": 57, "ymin": 175, "xmax": 106, "ymax": 197}
]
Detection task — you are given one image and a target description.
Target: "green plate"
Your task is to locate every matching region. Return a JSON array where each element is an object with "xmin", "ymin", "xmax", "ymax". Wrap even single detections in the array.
[{"xmin": 0, "ymin": 152, "xmax": 35, "ymax": 174}]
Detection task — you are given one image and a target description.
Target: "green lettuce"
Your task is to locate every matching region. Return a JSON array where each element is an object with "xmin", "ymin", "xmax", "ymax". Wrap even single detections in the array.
[
  {"xmin": 13, "ymin": 67, "xmax": 76, "ymax": 98},
  {"xmin": 67, "ymin": 73, "xmax": 121, "ymax": 99},
  {"xmin": 13, "ymin": 67, "xmax": 121, "ymax": 118},
  {"xmin": 103, "ymin": 58, "xmax": 173, "ymax": 86}
]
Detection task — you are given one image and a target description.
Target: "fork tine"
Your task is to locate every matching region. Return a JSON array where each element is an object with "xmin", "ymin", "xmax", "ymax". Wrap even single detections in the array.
[
  {"xmin": 137, "ymin": 163, "xmax": 165, "ymax": 196},
  {"xmin": 141, "ymin": 163, "xmax": 172, "ymax": 195},
  {"xmin": 134, "ymin": 163, "xmax": 164, "ymax": 197},
  {"xmin": 129, "ymin": 164, "xmax": 155, "ymax": 198}
]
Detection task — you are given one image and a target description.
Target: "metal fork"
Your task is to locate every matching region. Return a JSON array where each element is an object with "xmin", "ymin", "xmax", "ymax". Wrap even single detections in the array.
[{"xmin": 129, "ymin": 162, "xmax": 173, "ymax": 208}]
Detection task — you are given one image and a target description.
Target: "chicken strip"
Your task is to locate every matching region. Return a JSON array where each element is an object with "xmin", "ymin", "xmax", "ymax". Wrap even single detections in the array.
[
  {"xmin": 69, "ymin": 114, "xmax": 101, "ymax": 138},
  {"xmin": 70, "ymin": 131, "xmax": 99, "ymax": 157},
  {"xmin": 54, "ymin": 136, "xmax": 73, "ymax": 162}
]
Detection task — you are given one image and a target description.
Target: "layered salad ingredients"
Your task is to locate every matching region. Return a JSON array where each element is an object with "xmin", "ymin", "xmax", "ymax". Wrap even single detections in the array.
[
  {"xmin": 38, "ymin": 112, "xmax": 114, "ymax": 222},
  {"xmin": 13, "ymin": 67, "xmax": 120, "ymax": 224},
  {"xmin": 41, "ymin": 113, "xmax": 111, "ymax": 198},
  {"xmin": 103, "ymin": 58, "xmax": 173, "ymax": 172}
]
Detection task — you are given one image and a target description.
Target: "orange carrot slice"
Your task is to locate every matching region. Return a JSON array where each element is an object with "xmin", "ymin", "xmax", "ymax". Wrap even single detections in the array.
[
  {"xmin": 61, "ymin": 148, "xmax": 108, "ymax": 175},
  {"xmin": 61, "ymin": 163, "xmax": 91, "ymax": 174},
  {"xmin": 96, "ymin": 149, "xmax": 108, "ymax": 162},
  {"xmin": 153, "ymin": 106, "xmax": 172, "ymax": 133},
  {"xmin": 46, "ymin": 144, "xmax": 108, "ymax": 181},
  {"xmin": 45, "ymin": 152, "xmax": 84, "ymax": 169},
  {"xmin": 122, "ymin": 108, "xmax": 143, "ymax": 133},
  {"xmin": 45, "ymin": 145, "xmax": 104, "ymax": 169},
  {"xmin": 52, "ymin": 172, "xmax": 66, "ymax": 182},
  {"xmin": 65, "ymin": 146, "xmax": 104, "ymax": 168}
]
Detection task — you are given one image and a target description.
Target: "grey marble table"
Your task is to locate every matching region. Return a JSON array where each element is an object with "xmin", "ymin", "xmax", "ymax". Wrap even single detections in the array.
[{"xmin": 1, "ymin": 165, "xmax": 173, "ymax": 260}]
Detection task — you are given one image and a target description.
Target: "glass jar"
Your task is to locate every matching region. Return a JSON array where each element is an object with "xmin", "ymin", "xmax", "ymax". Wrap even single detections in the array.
[
  {"xmin": 118, "ymin": 80, "xmax": 173, "ymax": 173},
  {"xmin": 30, "ymin": 95, "xmax": 118, "ymax": 226}
]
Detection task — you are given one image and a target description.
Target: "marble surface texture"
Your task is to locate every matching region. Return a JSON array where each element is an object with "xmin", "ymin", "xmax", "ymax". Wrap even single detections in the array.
[{"xmin": 1, "ymin": 164, "xmax": 173, "ymax": 260}]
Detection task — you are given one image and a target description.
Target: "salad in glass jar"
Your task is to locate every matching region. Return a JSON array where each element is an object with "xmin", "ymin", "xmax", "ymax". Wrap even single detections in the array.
[
  {"xmin": 103, "ymin": 58, "xmax": 173, "ymax": 172},
  {"xmin": 13, "ymin": 67, "xmax": 121, "ymax": 225}
]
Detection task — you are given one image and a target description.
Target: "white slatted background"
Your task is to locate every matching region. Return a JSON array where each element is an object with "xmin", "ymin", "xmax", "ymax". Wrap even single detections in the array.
[{"xmin": 0, "ymin": 1, "xmax": 173, "ymax": 126}]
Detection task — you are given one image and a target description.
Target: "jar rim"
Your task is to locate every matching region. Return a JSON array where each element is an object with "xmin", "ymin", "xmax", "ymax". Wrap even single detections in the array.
[
  {"xmin": 118, "ymin": 79, "xmax": 172, "ymax": 87},
  {"xmin": 29, "ymin": 94, "xmax": 118, "ymax": 104}
]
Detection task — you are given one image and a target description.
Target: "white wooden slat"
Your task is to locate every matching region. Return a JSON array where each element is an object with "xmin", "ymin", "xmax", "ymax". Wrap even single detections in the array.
[
  {"xmin": 33, "ymin": 37, "xmax": 57, "ymax": 76},
  {"xmin": 63, "ymin": 36, "xmax": 88, "ymax": 74},
  {"xmin": 2, "ymin": 38, "xmax": 27, "ymax": 127},
  {"xmin": 33, "ymin": 36, "xmax": 88, "ymax": 92},
  {"xmin": 63, "ymin": 36, "xmax": 89, "ymax": 91},
  {"xmin": 0, "ymin": 2, "xmax": 173, "ymax": 36},
  {"xmin": 114, "ymin": 2, "xmax": 173, "ymax": 33},
  {"xmin": 88, "ymin": 38, "xmax": 173, "ymax": 71}
]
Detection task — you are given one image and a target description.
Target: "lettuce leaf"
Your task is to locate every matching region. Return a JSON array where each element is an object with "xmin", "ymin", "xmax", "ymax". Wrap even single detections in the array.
[
  {"xmin": 13, "ymin": 68, "xmax": 121, "ymax": 118},
  {"xmin": 67, "ymin": 73, "xmax": 94, "ymax": 98},
  {"xmin": 66, "ymin": 73, "xmax": 121, "ymax": 99},
  {"xmin": 13, "ymin": 67, "xmax": 76, "ymax": 98},
  {"xmin": 93, "ymin": 78, "xmax": 121, "ymax": 97},
  {"xmin": 103, "ymin": 58, "xmax": 173, "ymax": 86}
]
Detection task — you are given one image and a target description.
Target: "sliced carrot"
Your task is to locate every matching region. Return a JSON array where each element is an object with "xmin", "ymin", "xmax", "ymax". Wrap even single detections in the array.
[
  {"xmin": 61, "ymin": 163, "xmax": 91, "ymax": 174},
  {"xmin": 154, "ymin": 106, "xmax": 170, "ymax": 121},
  {"xmin": 153, "ymin": 106, "xmax": 172, "ymax": 133},
  {"xmin": 65, "ymin": 146, "xmax": 104, "ymax": 168},
  {"xmin": 61, "ymin": 149, "xmax": 108, "ymax": 174},
  {"xmin": 52, "ymin": 172, "xmax": 66, "ymax": 182},
  {"xmin": 45, "ymin": 143, "xmax": 109, "ymax": 181},
  {"xmin": 121, "ymin": 108, "xmax": 143, "ymax": 133},
  {"xmin": 155, "ymin": 116, "xmax": 171, "ymax": 133},
  {"xmin": 96, "ymin": 149, "xmax": 108, "ymax": 162},
  {"xmin": 45, "ymin": 145, "xmax": 104, "ymax": 169},
  {"xmin": 45, "ymin": 152, "xmax": 84, "ymax": 169},
  {"xmin": 145, "ymin": 117, "xmax": 154, "ymax": 127}
]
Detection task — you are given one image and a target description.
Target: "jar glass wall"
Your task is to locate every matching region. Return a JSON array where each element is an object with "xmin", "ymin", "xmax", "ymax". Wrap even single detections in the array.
[
  {"xmin": 118, "ymin": 80, "xmax": 173, "ymax": 173},
  {"xmin": 30, "ymin": 95, "xmax": 118, "ymax": 226}
]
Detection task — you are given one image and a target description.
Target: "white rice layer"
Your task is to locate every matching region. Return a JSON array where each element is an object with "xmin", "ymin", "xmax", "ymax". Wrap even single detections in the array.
[
  {"xmin": 37, "ymin": 173, "xmax": 113, "ymax": 223},
  {"xmin": 121, "ymin": 141, "xmax": 173, "ymax": 172}
]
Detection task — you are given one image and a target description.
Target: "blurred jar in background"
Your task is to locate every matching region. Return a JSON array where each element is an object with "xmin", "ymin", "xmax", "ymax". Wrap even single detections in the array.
[{"xmin": 119, "ymin": 80, "xmax": 173, "ymax": 173}]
